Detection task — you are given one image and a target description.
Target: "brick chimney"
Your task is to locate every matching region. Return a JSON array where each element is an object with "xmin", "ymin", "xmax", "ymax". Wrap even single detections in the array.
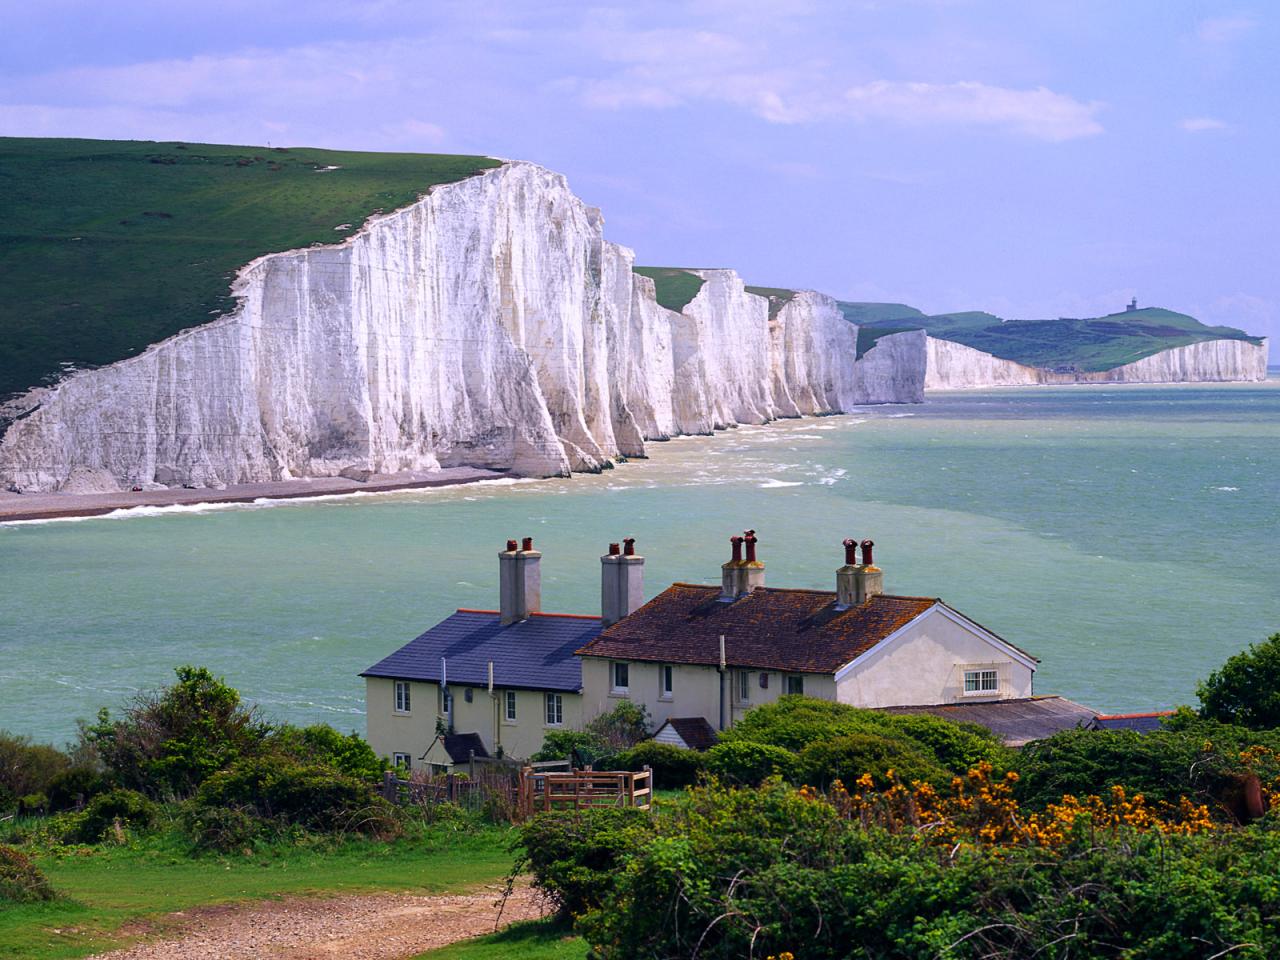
[
  {"xmin": 601, "ymin": 537, "xmax": 644, "ymax": 626},
  {"xmin": 500, "ymin": 536, "xmax": 542, "ymax": 625},
  {"xmin": 720, "ymin": 530, "xmax": 764, "ymax": 600},
  {"xmin": 720, "ymin": 535, "xmax": 744, "ymax": 600},
  {"xmin": 835, "ymin": 537, "xmax": 883, "ymax": 608}
]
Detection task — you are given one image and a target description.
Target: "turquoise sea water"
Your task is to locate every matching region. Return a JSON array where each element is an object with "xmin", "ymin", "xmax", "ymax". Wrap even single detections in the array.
[{"xmin": 2, "ymin": 380, "xmax": 1277, "ymax": 744}]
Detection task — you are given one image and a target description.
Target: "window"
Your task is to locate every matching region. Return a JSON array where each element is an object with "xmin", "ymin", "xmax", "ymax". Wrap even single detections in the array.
[
  {"xmin": 545, "ymin": 693, "xmax": 564, "ymax": 726},
  {"xmin": 964, "ymin": 669, "xmax": 999, "ymax": 694},
  {"xmin": 392, "ymin": 752, "xmax": 411, "ymax": 771},
  {"xmin": 464, "ymin": 687, "xmax": 473, "ymax": 703},
  {"xmin": 505, "ymin": 690, "xmax": 518, "ymax": 721},
  {"xmin": 738, "ymin": 670, "xmax": 751, "ymax": 703},
  {"xmin": 660, "ymin": 664, "xmax": 673, "ymax": 699},
  {"xmin": 786, "ymin": 675, "xmax": 805, "ymax": 696},
  {"xmin": 612, "ymin": 661, "xmax": 630, "ymax": 693},
  {"xmin": 442, "ymin": 688, "xmax": 453, "ymax": 714},
  {"xmin": 394, "ymin": 681, "xmax": 411, "ymax": 713}
]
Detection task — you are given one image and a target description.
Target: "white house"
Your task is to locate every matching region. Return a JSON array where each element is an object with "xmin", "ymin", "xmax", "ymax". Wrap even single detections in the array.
[{"xmin": 362, "ymin": 533, "xmax": 1046, "ymax": 768}]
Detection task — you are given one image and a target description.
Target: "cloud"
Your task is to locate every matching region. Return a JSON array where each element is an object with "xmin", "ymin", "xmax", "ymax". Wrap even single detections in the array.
[
  {"xmin": 839, "ymin": 81, "xmax": 1103, "ymax": 141},
  {"xmin": 1180, "ymin": 116, "xmax": 1229, "ymax": 133},
  {"xmin": 1196, "ymin": 15, "xmax": 1257, "ymax": 45}
]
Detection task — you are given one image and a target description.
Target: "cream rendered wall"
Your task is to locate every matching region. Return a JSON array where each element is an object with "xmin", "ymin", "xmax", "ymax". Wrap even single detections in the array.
[
  {"xmin": 364, "ymin": 677, "xmax": 582, "ymax": 767},
  {"xmin": 580, "ymin": 657, "xmax": 837, "ymax": 732},
  {"xmin": 835, "ymin": 610, "xmax": 1034, "ymax": 708}
]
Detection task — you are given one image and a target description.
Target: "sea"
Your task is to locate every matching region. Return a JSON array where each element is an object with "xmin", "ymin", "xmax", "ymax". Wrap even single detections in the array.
[{"xmin": 2, "ymin": 380, "xmax": 1277, "ymax": 745}]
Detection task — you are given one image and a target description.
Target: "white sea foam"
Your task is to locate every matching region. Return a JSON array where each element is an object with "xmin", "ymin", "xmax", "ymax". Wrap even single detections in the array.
[
  {"xmin": 758, "ymin": 479, "xmax": 804, "ymax": 488},
  {"xmin": 1213, "ymin": 486, "xmax": 1240, "ymax": 492}
]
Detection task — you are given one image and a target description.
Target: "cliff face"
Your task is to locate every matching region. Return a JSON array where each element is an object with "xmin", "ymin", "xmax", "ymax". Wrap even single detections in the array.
[
  {"xmin": 0, "ymin": 162, "xmax": 922, "ymax": 494},
  {"xmin": 926, "ymin": 336, "xmax": 1269, "ymax": 390}
]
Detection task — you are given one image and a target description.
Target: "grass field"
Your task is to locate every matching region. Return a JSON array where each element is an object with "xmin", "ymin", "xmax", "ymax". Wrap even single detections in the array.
[
  {"xmin": 840, "ymin": 301, "xmax": 1263, "ymax": 371},
  {"xmin": 0, "ymin": 137, "xmax": 499, "ymax": 402},
  {"xmin": 632, "ymin": 266, "xmax": 706, "ymax": 312},
  {"xmin": 743, "ymin": 285, "xmax": 797, "ymax": 320},
  {"xmin": 416, "ymin": 919, "xmax": 587, "ymax": 959},
  {"xmin": 0, "ymin": 825, "xmax": 515, "ymax": 960}
]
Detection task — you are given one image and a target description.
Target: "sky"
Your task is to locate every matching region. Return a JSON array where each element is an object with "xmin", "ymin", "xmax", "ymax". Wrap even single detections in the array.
[{"xmin": 3, "ymin": 0, "xmax": 1277, "ymax": 358}]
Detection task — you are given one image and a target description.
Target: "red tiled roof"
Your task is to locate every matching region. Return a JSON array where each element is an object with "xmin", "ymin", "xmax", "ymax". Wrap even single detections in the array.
[
  {"xmin": 577, "ymin": 583, "xmax": 936, "ymax": 674},
  {"xmin": 657, "ymin": 717, "xmax": 719, "ymax": 752}
]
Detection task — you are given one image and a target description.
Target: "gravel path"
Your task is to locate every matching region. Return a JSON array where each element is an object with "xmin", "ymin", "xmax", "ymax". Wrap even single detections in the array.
[{"xmin": 88, "ymin": 882, "xmax": 544, "ymax": 960}]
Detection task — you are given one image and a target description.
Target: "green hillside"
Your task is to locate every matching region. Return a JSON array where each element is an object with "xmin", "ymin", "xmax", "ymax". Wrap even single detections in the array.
[
  {"xmin": 633, "ymin": 266, "xmax": 706, "ymax": 312},
  {"xmin": 0, "ymin": 138, "xmax": 499, "ymax": 401},
  {"xmin": 837, "ymin": 302, "xmax": 926, "ymax": 357},
  {"xmin": 841, "ymin": 301, "xmax": 1263, "ymax": 372},
  {"xmin": 743, "ymin": 285, "xmax": 797, "ymax": 320}
]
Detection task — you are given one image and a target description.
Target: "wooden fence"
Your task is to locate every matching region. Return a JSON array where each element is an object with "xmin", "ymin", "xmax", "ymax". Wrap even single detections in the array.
[
  {"xmin": 518, "ymin": 767, "xmax": 652, "ymax": 818},
  {"xmin": 381, "ymin": 761, "xmax": 652, "ymax": 821}
]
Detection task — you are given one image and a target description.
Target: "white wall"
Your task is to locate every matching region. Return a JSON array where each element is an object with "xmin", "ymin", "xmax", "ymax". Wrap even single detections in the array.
[{"xmin": 836, "ymin": 609, "xmax": 1034, "ymax": 707}]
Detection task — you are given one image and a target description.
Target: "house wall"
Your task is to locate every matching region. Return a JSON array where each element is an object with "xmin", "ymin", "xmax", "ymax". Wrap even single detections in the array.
[
  {"xmin": 365, "ymin": 677, "xmax": 583, "ymax": 767},
  {"xmin": 835, "ymin": 611, "xmax": 1034, "ymax": 707},
  {"xmin": 580, "ymin": 657, "xmax": 836, "ymax": 732}
]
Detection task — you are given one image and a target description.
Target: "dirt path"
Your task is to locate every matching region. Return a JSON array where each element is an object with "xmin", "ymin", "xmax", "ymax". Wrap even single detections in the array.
[{"xmin": 89, "ymin": 881, "xmax": 544, "ymax": 960}]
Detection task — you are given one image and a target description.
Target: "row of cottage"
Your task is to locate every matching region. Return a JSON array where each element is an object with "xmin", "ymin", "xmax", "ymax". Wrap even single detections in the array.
[{"xmin": 360, "ymin": 532, "xmax": 1116, "ymax": 771}]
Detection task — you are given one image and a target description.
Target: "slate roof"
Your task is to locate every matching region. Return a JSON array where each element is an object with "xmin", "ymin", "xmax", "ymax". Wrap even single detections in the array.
[
  {"xmin": 442, "ymin": 732, "xmax": 489, "ymax": 764},
  {"xmin": 576, "ymin": 584, "xmax": 937, "ymax": 674},
  {"xmin": 879, "ymin": 696, "xmax": 1097, "ymax": 747},
  {"xmin": 361, "ymin": 609, "xmax": 600, "ymax": 693},
  {"xmin": 656, "ymin": 717, "xmax": 720, "ymax": 752},
  {"xmin": 1089, "ymin": 712, "xmax": 1174, "ymax": 734}
]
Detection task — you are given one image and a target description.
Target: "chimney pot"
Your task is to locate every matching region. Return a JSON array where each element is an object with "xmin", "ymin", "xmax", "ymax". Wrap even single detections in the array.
[
  {"xmin": 860, "ymin": 539, "xmax": 875, "ymax": 567},
  {"xmin": 602, "ymin": 538, "xmax": 644, "ymax": 626},
  {"xmin": 522, "ymin": 537, "xmax": 534, "ymax": 552},
  {"xmin": 506, "ymin": 539, "xmax": 518, "ymax": 552},
  {"xmin": 843, "ymin": 538, "xmax": 858, "ymax": 566},
  {"xmin": 744, "ymin": 530, "xmax": 758, "ymax": 563},
  {"xmin": 729, "ymin": 535, "xmax": 744, "ymax": 563}
]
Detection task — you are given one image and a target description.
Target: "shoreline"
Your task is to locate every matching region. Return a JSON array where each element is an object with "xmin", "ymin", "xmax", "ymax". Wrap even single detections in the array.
[{"xmin": 0, "ymin": 466, "xmax": 505, "ymax": 524}]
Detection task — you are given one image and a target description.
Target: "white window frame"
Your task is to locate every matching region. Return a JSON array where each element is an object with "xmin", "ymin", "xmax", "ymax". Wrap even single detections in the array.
[
  {"xmin": 545, "ymin": 692, "xmax": 564, "ymax": 726},
  {"xmin": 394, "ymin": 680, "xmax": 411, "ymax": 714},
  {"xmin": 785, "ymin": 674, "xmax": 805, "ymax": 696},
  {"xmin": 611, "ymin": 661, "xmax": 630, "ymax": 694},
  {"xmin": 392, "ymin": 752, "xmax": 411, "ymax": 770},
  {"xmin": 659, "ymin": 664, "xmax": 673, "ymax": 700},
  {"xmin": 738, "ymin": 670, "xmax": 751, "ymax": 704},
  {"xmin": 963, "ymin": 668, "xmax": 1000, "ymax": 696},
  {"xmin": 505, "ymin": 689, "xmax": 518, "ymax": 722}
]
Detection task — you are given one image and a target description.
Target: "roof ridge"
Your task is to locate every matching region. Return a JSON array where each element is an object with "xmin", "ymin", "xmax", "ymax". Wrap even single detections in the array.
[
  {"xmin": 530, "ymin": 611, "xmax": 601, "ymax": 621},
  {"xmin": 456, "ymin": 607, "xmax": 499, "ymax": 614}
]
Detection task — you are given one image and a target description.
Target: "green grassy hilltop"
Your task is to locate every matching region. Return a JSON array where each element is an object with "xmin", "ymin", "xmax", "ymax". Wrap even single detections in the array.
[
  {"xmin": 840, "ymin": 301, "xmax": 1263, "ymax": 371},
  {"xmin": 0, "ymin": 138, "xmax": 499, "ymax": 401}
]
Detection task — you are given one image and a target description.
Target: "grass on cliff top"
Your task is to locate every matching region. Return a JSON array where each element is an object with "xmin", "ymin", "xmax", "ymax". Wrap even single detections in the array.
[
  {"xmin": 0, "ymin": 137, "xmax": 500, "ymax": 402},
  {"xmin": 840, "ymin": 300, "xmax": 1263, "ymax": 372},
  {"xmin": 0, "ymin": 823, "xmax": 514, "ymax": 960},
  {"xmin": 743, "ymin": 285, "xmax": 797, "ymax": 320},
  {"xmin": 632, "ymin": 266, "xmax": 706, "ymax": 313}
]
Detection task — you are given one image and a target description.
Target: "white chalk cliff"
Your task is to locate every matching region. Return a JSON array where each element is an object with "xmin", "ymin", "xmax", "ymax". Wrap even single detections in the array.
[
  {"xmin": 925, "ymin": 335, "xmax": 1269, "ymax": 390},
  {"xmin": 0, "ymin": 161, "xmax": 924, "ymax": 493}
]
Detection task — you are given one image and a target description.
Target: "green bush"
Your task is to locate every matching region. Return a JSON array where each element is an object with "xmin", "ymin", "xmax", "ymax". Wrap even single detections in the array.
[
  {"xmin": 584, "ymin": 700, "xmax": 651, "ymax": 752},
  {"xmin": 516, "ymin": 807, "xmax": 654, "ymax": 917},
  {"xmin": 704, "ymin": 741, "xmax": 799, "ymax": 785},
  {"xmin": 798, "ymin": 731, "xmax": 948, "ymax": 789},
  {"xmin": 270, "ymin": 725, "xmax": 383, "ymax": 782},
  {"xmin": 182, "ymin": 805, "xmax": 261, "ymax": 853},
  {"xmin": 46, "ymin": 766, "xmax": 108, "ymax": 811},
  {"xmin": 0, "ymin": 731, "xmax": 71, "ymax": 810},
  {"xmin": 531, "ymin": 730, "xmax": 615, "ymax": 767},
  {"xmin": 577, "ymin": 778, "xmax": 1280, "ymax": 959},
  {"xmin": 81, "ymin": 665, "xmax": 270, "ymax": 798},
  {"xmin": 1198, "ymin": 633, "xmax": 1280, "ymax": 729},
  {"xmin": 0, "ymin": 844, "xmax": 56, "ymax": 903},
  {"xmin": 189, "ymin": 757, "xmax": 399, "ymax": 840},
  {"xmin": 718, "ymin": 697, "xmax": 1008, "ymax": 776},
  {"xmin": 70, "ymin": 788, "xmax": 157, "ymax": 842},
  {"xmin": 613, "ymin": 741, "xmax": 705, "ymax": 788}
]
